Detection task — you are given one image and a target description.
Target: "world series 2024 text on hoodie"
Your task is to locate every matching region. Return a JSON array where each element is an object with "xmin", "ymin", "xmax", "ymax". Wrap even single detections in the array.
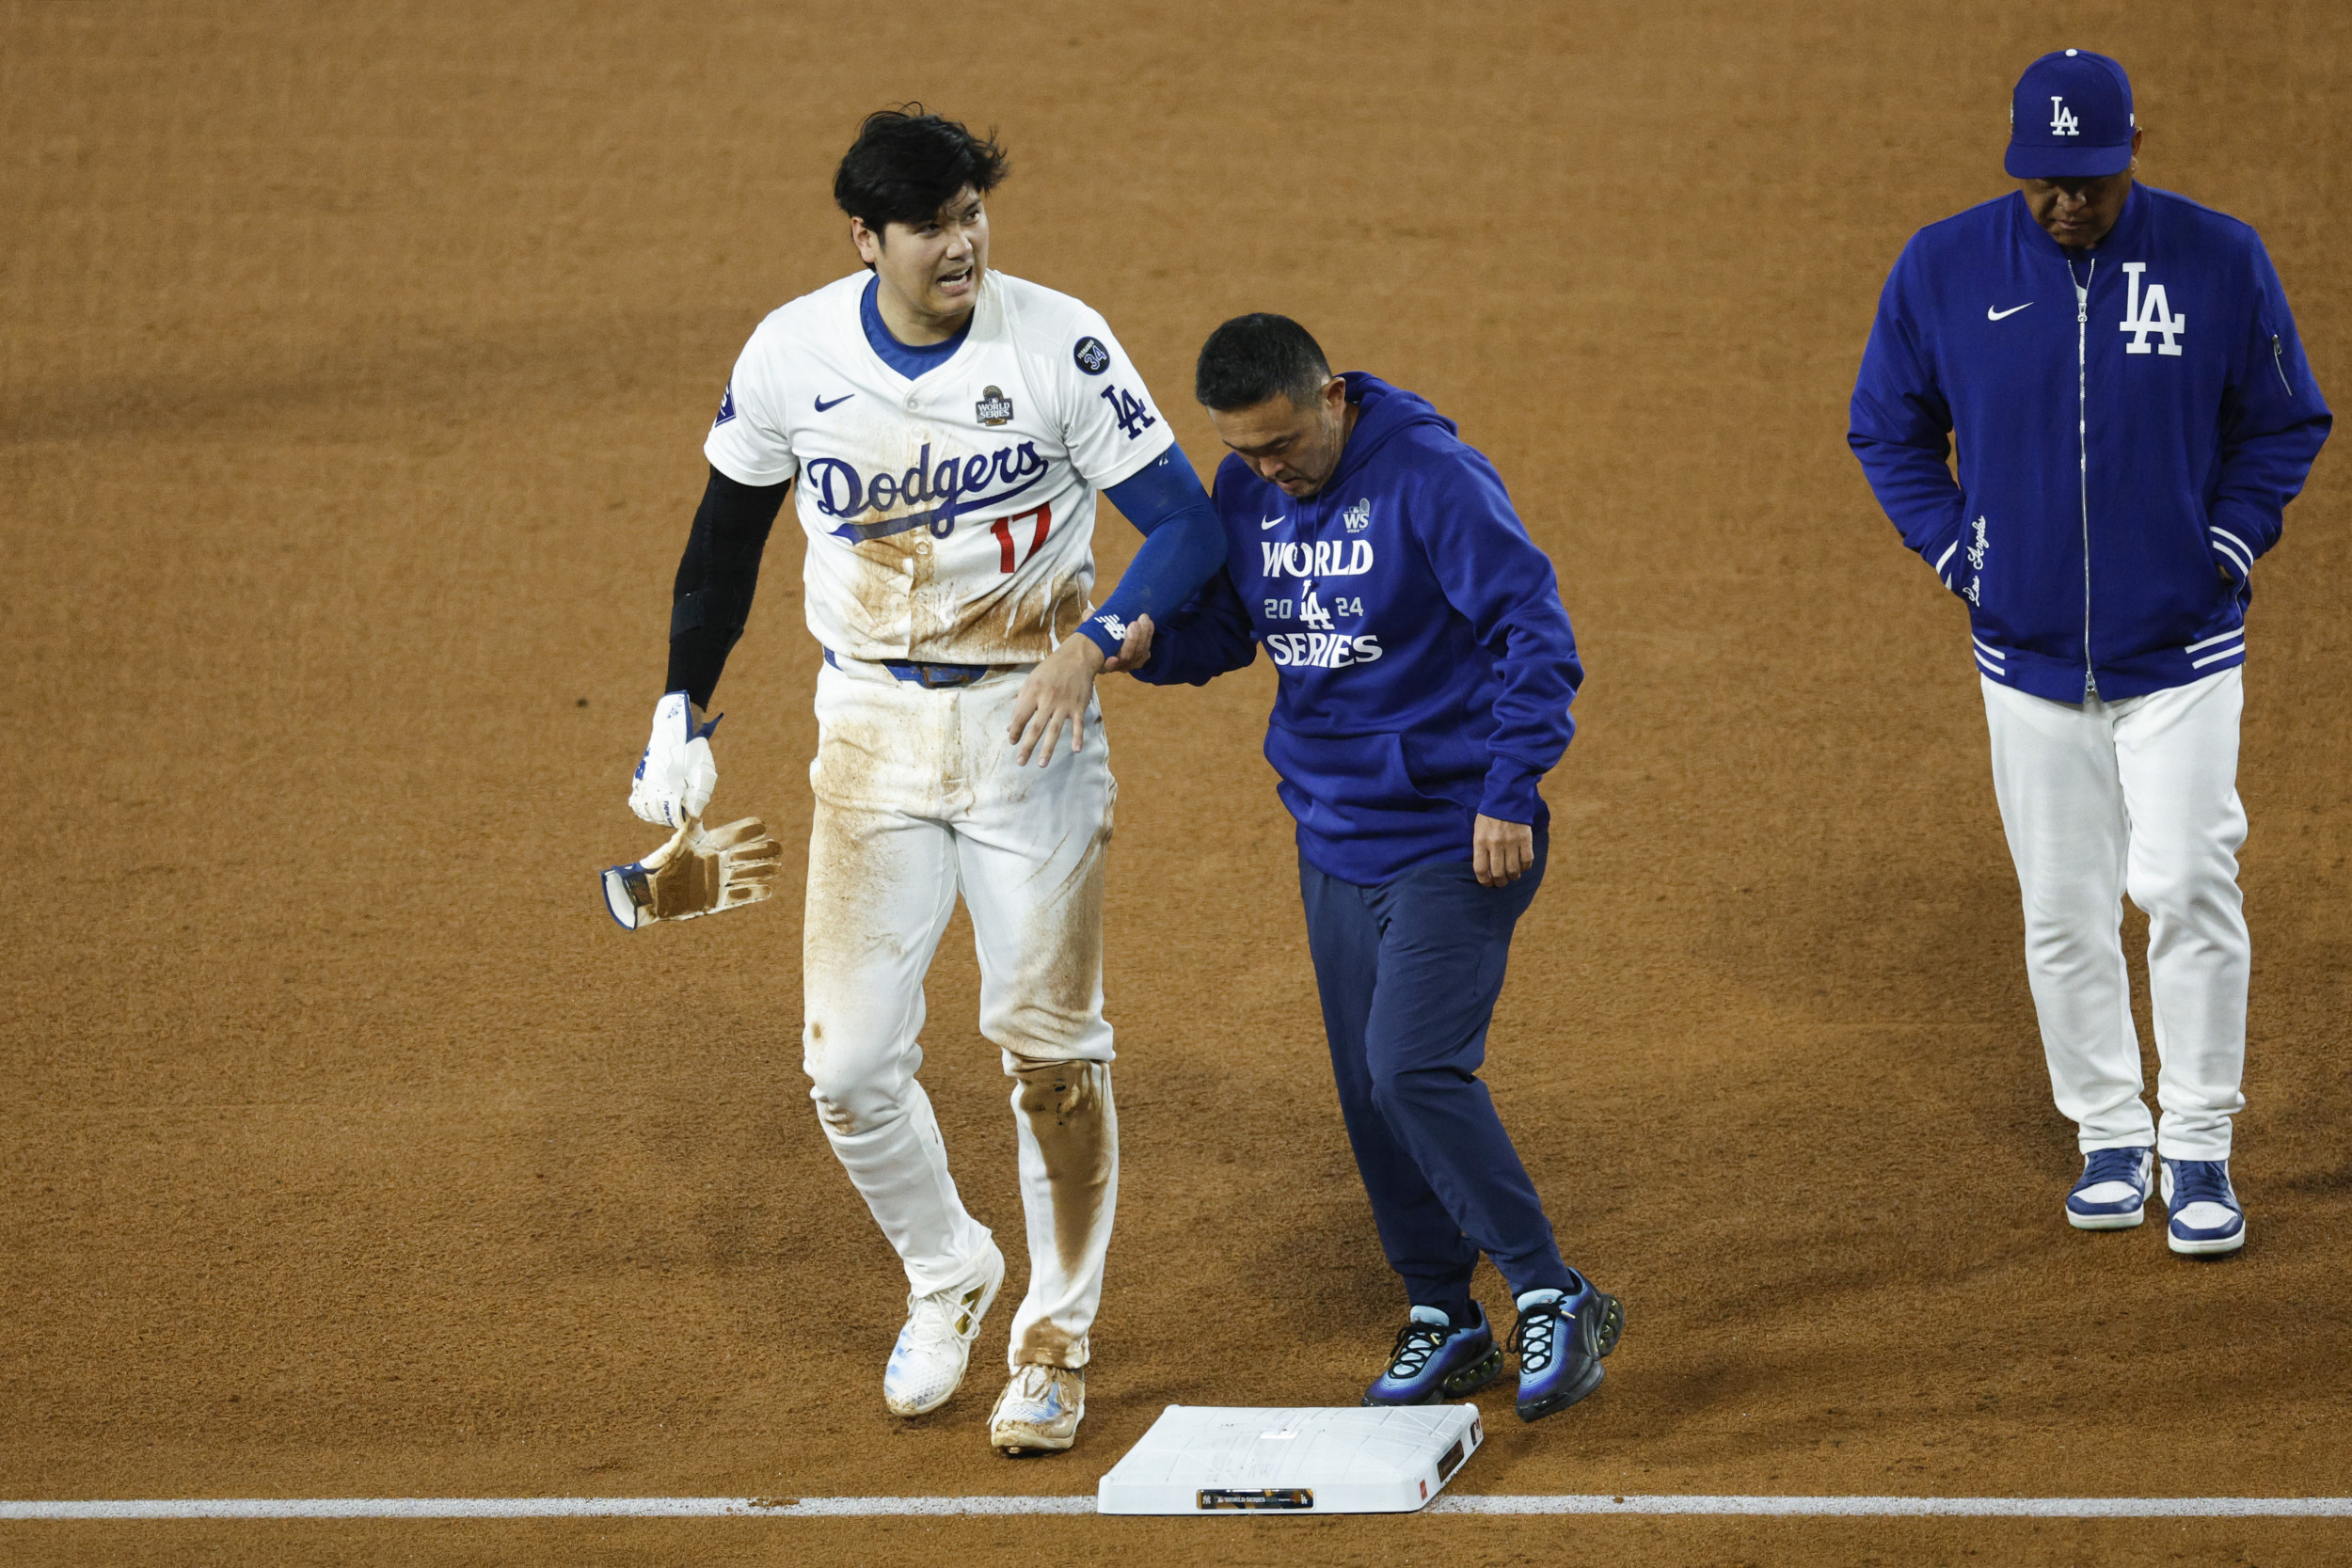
[
  {"xmin": 1131, "ymin": 373, "xmax": 1581, "ymax": 885},
  {"xmin": 1850, "ymin": 184, "xmax": 2330, "ymax": 703}
]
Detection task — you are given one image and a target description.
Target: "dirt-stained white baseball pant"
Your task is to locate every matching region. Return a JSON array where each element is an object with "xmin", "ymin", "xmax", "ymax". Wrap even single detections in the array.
[
  {"xmin": 801, "ymin": 655, "xmax": 1117, "ymax": 1371},
  {"xmin": 1980, "ymin": 667, "xmax": 2249, "ymax": 1161}
]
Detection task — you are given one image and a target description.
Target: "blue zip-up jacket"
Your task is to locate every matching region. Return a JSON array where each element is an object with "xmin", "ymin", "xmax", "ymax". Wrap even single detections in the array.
[
  {"xmin": 1851, "ymin": 184, "xmax": 2329, "ymax": 702},
  {"xmin": 1131, "ymin": 373, "xmax": 1581, "ymax": 885}
]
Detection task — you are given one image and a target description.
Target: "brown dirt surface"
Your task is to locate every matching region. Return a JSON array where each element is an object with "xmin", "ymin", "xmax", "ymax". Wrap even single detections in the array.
[{"xmin": 5, "ymin": 1, "xmax": 2349, "ymax": 1564}]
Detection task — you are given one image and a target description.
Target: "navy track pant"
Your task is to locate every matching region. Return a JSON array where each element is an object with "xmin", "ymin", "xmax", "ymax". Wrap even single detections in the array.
[{"xmin": 1298, "ymin": 832, "xmax": 1572, "ymax": 1310}]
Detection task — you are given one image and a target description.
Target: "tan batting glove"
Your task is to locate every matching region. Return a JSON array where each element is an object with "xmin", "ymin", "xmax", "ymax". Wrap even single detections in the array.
[{"xmin": 601, "ymin": 815, "xmax": 783, "ymax": 929}]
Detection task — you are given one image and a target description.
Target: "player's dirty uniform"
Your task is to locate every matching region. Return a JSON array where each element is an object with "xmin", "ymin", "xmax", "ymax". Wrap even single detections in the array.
[
  {"xmin": 705, "ymin": 269, "xmax": 1175, "ymax": 1385},
  {"xmin": 1850, "ymin": 56, "xmax": 2330, "ymax": 1255}
]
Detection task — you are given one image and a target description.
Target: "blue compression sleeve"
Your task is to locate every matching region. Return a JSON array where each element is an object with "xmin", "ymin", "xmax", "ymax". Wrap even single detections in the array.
[{"xmin": 1079, "ymin": 442, "xmax": 1227, "ymax": 657}]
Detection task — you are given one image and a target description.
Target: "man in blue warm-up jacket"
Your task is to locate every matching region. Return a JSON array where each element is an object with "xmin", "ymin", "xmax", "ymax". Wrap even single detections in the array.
[
  {"xmin": 1850, "ymin": 50, "xmax": 2329, "ymax": 1258},
  {"xmin": 1115, "ymin": 313, "xmax": 1621, "ymax": 1423}
]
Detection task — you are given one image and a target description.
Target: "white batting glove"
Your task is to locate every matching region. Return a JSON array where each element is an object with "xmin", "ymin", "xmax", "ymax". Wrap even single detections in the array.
[{"xmin": 628, "ymin": 691, "xmax": 719, "ymax": 828}]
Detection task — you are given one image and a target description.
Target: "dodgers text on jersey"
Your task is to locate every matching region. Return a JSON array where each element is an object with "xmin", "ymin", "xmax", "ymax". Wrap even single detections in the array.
[{"xmin": 806, "ymin": 440, "xmax": 1051, "ymax": 542}]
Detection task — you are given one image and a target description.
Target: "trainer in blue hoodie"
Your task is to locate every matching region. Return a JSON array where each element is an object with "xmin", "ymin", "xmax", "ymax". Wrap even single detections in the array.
[
  {"xmin": 1108, "ymin": 314, "xmax": 1621, "ymax": 1424},
  {"xmin": 1850, "ymin": 51, "xmax": 2329, "ymax": 1258}
]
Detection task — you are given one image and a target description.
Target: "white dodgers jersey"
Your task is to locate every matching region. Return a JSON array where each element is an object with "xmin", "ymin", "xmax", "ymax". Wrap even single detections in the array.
[{"xmin": 704, "ymin": 271, "xmax": 1176, "ymax": 665}]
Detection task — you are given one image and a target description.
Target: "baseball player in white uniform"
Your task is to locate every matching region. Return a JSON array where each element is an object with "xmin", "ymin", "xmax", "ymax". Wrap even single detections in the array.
[{"xmin": 628, "ymin": 108, "xmax": 1223, "ymax": 1454}]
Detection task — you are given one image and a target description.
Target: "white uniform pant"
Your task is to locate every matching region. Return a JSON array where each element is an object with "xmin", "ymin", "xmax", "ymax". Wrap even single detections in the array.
[
  {"xmin": 802, "ymin": 658, "xmax": 1118, "ymax": 1370},
  {"xmin": 1980, "ymin": 668, "xmax": 2249, "ymax": 1161}
]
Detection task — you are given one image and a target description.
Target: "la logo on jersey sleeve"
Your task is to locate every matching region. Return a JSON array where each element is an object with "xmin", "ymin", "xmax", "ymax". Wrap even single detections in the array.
[{"xmin": 713, "ymin": 385, "xmax": 738, "ymax": 426}]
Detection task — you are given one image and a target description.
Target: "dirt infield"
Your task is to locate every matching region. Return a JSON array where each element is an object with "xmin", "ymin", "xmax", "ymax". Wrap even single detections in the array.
[{"xmin": 4, "ymin": 1, "xmax": 2349, "ymax": 1563}]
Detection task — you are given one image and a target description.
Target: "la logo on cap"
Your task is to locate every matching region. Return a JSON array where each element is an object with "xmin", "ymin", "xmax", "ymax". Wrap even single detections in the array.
[
  {"xmin": 2052, "ymin": 46, "xmax": 2083, "ymax": 134},
  {"xmin": 2006, "ymin": 48, "xmax": 2136, "ymax": 180}
]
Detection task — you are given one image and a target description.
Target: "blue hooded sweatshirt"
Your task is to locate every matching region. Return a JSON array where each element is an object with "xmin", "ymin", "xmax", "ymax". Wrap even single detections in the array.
[{"xmin": 1132, "ymin": 373, "xmax": 1581, "ymax": 885}]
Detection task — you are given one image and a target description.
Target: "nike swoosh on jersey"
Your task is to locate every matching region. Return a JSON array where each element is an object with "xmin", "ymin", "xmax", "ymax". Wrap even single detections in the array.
[
  {"xmin": 1987, "ymin": 303, "xmax": 2034, "ymax": 321},
  {"xmin": 1260, "ymin": 515, "xmax": 1287, "ymax": 530},
  {"xmin": 815, "ymin": 392, "xmax": 855, "ymax": 412}
]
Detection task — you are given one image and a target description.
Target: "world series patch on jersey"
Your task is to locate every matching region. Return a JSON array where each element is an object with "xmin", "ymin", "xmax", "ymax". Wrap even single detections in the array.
[{"xmin": 705, "ymin": 272, "xmax": 1176, "ymax": 666}]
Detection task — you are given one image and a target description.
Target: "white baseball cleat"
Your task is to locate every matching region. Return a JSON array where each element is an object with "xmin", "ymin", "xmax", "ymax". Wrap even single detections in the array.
[
  {"xmin": 882, "ymin": 1243, "xmax": 1006, "ymax": 1417},
  {"xmin": 989, "ymin": 1364, "xmax": 1086, "ymax": 1456}
]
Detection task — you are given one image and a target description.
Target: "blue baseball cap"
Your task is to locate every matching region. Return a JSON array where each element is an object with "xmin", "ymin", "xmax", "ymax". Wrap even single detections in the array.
[{"xmin": 2006, "ymin": 49, "xmax": 2136, "ymax": 179}]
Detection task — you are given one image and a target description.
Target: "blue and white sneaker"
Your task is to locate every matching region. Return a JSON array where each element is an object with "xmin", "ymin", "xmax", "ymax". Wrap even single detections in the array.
[
  {"xmin": 1509, "ymin": 1274, "xmax": 1624, "ymax": 1423},
  {"xmin": 2159, "ymin": 1158, "xmax": 2247, "ymax": 1257},
  {"xmin": 1361, "ymin": 1304, "xmax": 1503, "ymax": 1406},
  {"xmin": 2066, "ymin": 1147, "xmax": 2155, "ymax": 1230}
]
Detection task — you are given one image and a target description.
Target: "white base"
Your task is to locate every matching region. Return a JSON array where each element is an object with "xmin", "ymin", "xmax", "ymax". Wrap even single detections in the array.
[{"xmin": 1095, "ymin": 1404, "xmax": 1484, "ymax": 1515}]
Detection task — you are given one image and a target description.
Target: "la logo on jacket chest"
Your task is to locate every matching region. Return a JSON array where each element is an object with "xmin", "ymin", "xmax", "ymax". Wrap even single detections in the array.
[{"xmin": 2120, "ymin": 262, "xmax": 2187, "ymax": 356}]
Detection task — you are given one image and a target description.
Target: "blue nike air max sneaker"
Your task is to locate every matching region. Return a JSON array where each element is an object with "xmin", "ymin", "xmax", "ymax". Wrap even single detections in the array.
[
  {"xmin": 2066, "ymin": 1147, "xmax": 2155, "ymax": 1230},
  {"xmin": 1510, "ymin": 1273, "xmax": 1624, "ymax": 1423},
  {"xmin": 1361, "ymin": 1303, "xmax": 1504, "ymax": 1406},
  {"xmin": 2160, "ymin": 1158, "xmax": 2247, "ymax": 1257}
]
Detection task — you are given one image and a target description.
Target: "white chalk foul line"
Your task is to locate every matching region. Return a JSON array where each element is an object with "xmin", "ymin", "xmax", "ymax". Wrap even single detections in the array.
[
  {"xmin": 2, "ymin": 1496, "xmax": 2348, "ymax": 1521},
  {"xmin": 0, "ymin": 1497, "xmax": 1090, "ymax": 1520},
  {"xmin": 1431, "ymin": 1496, "xmax": 2352, "ymax": 1518}
]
